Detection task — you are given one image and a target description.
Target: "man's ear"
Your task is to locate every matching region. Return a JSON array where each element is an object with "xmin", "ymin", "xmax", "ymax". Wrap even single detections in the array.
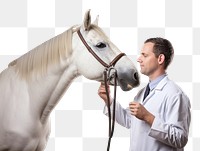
[{"xmin": 158, "ymin": 54, "xmax": 165, "ymax": 65}]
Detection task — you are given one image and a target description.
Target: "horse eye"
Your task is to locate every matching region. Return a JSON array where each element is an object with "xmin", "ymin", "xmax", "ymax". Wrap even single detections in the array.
[{"xmin": 96, "ymin": 42, "xmax": 106, "ymax": 48}]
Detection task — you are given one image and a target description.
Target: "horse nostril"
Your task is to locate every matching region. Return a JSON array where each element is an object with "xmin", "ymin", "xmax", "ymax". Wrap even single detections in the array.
[{"xmin": 133, "ymin": 72, "xmax": 139, "ymax": 81}]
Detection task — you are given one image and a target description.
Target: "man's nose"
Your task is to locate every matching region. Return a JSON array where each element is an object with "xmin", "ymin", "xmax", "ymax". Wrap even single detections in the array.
[{"xmin": 137, "ymin": 56, "xmax": 142, "ymax": 63}]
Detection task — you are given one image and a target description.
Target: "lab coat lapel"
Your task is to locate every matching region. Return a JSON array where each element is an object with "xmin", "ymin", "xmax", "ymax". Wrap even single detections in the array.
[{"xmin": 142, "ymin": 77, "xmax": 169, "ymax": 104}]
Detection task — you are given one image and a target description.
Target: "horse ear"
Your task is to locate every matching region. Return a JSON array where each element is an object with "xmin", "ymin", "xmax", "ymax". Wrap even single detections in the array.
[
  {"xmin": 83, "ymin": 9, "xmax": 91, "ymax": 31},
  {"xmin": 93, "ymin": 15, "xmax": 99, "ymax": 26}
]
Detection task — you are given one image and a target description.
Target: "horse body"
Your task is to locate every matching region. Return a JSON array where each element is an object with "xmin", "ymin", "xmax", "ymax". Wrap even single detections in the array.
[
  {"xmin": 0, "ymin": 68, "xmax": 44, "ymax": 151},
  {"xmin": 0, "ymin": 10, "xmax": 139, "ymax": 151},
  {"xmin": 0, "ymin": 45, "xmax": 79, "ymax": 150}
]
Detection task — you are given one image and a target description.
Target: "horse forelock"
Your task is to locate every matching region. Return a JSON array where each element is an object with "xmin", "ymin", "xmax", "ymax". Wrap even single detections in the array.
[{"xmin": 9, "ymin": 26, "xmax": 78, "ymax": 80}]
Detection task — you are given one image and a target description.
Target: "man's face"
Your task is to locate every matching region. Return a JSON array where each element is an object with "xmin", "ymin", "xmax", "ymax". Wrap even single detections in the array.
[{"xmin": 137, "ymin": 42, "xmax": 159, "ymax": 76}]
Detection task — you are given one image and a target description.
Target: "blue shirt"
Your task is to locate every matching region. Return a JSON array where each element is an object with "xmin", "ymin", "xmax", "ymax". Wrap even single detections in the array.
[{"xmin": 149, "ymin": 74, "xmax": 167, "ymax": 91}]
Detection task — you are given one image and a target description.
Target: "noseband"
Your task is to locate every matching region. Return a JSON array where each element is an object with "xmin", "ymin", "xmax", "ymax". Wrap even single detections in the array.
[{"xmin": 77, "ymin": 29, "xmax": 125, "ymax": 151}]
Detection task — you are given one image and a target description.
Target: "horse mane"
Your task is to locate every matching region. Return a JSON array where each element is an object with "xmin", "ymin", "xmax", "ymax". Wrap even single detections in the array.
[{"xmin": 8, "ymin": 25, "xmax": 80, "ymax": 79}]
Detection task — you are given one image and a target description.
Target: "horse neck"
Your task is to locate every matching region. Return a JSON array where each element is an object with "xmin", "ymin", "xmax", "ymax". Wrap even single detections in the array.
[{"xmin": 28, "ymin": 59, "xmax": 79, "ymax": 124}]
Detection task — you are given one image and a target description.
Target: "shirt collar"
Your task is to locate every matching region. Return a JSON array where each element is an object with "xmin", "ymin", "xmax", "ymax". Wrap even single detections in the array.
[{"xmin": 149, "ymin": 74, "xmax": 167, "ymax": 90}]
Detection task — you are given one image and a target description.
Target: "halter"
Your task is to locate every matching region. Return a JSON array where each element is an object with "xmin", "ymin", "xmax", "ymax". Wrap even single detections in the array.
[
  {"xmin": 77, "ymin": 29, "xmax": 125, "ymax": 68},
  {"xmin": 77, "ymin": 29, "xmax": 125, "ymax": 151}
]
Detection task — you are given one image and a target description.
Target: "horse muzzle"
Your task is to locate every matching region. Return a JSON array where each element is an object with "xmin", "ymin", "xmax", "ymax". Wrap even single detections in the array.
[
  {"xmin": 105, "ymin": 67, "xmax": 140, "ymax": 91},
  {"xmin": 117, "ymin": 69, "xmax": 140, "ymax": 91}
]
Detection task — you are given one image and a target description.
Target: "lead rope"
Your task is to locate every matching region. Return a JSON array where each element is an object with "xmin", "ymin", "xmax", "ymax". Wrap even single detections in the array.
[{"xmin": 104, "ymin": 68, "xmax": 117, "ymax": 151}]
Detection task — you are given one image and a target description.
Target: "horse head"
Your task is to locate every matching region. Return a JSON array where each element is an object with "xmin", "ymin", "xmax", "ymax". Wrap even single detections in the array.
[{"xmin": 73, "ymin": 10, "xmax": 140, "ymax": 91}]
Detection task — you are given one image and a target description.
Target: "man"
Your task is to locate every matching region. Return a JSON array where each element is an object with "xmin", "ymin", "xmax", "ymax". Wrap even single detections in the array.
[{"xmin": 98, "ymin": 38, "xmax": 191, "ymax": 151}]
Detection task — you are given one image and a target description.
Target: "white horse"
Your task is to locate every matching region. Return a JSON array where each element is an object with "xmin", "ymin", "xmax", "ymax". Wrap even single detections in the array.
[{"xmin": 0, "ymin": 10, "xmax": 139, "ymax": 151}]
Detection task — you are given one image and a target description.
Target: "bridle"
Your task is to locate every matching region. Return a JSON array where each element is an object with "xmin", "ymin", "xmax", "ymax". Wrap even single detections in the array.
[
  {"xmin": 77, "ymin": 29, "xmax": 125, "ymax": 68},
  {"xmin": 77, "ymin": 29, "xmax": 125, "ymax": 151}
]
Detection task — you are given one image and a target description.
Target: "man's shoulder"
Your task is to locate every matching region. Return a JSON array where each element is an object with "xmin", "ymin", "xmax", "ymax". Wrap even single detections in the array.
[
  {"xmin": 164, "ymin": 77, "xmax": 183, "ymax": 92},
  {"xmin": 163, "ymin": 77, "xmax": 190, "ymax": 100}
]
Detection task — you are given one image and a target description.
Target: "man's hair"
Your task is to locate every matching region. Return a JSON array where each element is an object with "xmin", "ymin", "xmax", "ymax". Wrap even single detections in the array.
[{"xmin": 145, "ymin": 37, "xmax": 174, "ymax": 69}]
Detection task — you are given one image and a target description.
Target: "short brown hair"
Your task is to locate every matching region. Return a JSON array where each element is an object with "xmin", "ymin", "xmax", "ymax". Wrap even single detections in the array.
[{"xmin": 145, "ymin": 37, "xmax": 174, "ymax": 69}]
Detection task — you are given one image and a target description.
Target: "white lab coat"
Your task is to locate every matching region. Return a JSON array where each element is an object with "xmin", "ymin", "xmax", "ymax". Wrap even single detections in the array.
[{"xmin": 104, "ymin": 76, "xmax": 191, "ymax": 151}]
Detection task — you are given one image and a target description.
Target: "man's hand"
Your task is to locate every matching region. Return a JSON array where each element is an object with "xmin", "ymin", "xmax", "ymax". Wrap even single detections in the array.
[
  {"xmin": 129, "ymin": 101, "xmax": 155, "ymax": 126},
  {"xmin": 98, "ymin": 82, "xmax": 112, "ymax": 105}
]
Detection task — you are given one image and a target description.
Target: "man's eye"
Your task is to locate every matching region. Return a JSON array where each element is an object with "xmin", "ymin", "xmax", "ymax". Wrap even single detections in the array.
[
  {"xmin": 143, "ymin": 54, "xmax": 148, "ymax": 57},
  {"xmin": 96, "ymin": 42, "xmax": 106, "ymax": 48}
]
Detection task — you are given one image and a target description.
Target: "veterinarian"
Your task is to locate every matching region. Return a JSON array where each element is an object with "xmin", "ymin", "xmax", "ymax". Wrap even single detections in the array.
[{"xmin": 98, "ymin": 37, "xmax": 191, "ymax": 151}]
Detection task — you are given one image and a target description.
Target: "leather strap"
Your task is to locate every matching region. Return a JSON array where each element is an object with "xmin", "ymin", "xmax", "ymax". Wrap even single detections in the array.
[{"xmin": 77, "ymin": 29, "xmax": 125, "ymax": 68}]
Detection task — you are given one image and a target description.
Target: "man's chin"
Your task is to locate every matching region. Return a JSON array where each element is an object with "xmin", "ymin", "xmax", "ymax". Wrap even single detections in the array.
[
  {"xmin": 140, "ymin": 70, "xmax": 145, "ymax": 74},
  {"xmin": 140, "ymin": 70, "xmax": 148, "ymax": 76}
]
